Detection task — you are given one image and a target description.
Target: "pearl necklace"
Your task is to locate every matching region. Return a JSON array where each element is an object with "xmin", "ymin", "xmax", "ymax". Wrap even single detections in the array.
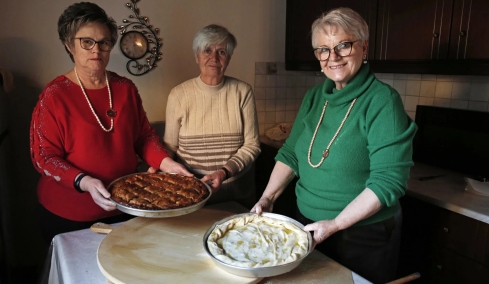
[
  {"xmin": 74, "ymin": 67, "xmax": 116, "ymax": 132},
  {"xmin": 307, "ymin": 98, "xmax": 357, "ymax": 168}
]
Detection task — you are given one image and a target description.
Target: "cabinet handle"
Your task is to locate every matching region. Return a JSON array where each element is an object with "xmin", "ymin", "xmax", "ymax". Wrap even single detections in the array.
[
  {"xmin": 460, "ymin": 31, "xmax": 466, "ymax": 36},
  {"xmin": 443, "ymin": 227, "xmax": 449, "ymax": 233},
  {"xmin": 433, "ymin": 33, "xmax": 439, "ymax": 38}
]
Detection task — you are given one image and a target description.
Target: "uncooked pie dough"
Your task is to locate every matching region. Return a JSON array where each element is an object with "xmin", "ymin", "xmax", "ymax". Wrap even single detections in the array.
[{"xmin": 207, "ymin": 214, "xmax": 309, "ymax": 267}]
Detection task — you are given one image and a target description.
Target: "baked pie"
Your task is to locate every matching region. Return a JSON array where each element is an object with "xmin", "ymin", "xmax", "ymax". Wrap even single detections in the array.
[
  {"xmin": 109, "ymin": 173, "xmax": 210, "ymax": 210},
  {"xmin": 207, "ymin": 214, "xmax": 309, "ymax": 268}
]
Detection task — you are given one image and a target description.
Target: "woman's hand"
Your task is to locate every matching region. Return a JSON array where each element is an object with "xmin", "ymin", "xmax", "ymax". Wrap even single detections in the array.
[
  {"xmin": 303, "ymin": 219, "xmax": 340, "ymax": 249},
  {"xmin": 79, "ymin": 175, "xmax": 117, "ymax": 211},
  {"xmin": 250, "ymin": 196, "xmax": 274, "ymax": 215},
  {"xmin": 201, "ymin": 169, "xmax": 226, "ymax": 193},
  {"xmin": 159, "ymin": 157, "xmax": 193, "ymax": 176}
]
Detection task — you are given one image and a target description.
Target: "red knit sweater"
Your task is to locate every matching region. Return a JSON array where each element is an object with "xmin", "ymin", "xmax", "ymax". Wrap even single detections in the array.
[{"xmin": 30, "ymin": 72, "xmax": 168, "ymax": 221}]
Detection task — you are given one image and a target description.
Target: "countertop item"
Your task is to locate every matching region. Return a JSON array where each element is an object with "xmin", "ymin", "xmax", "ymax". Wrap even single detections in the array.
[
  {"xmin": 96, "ymin": 202, "xmax": 364, "ymax": 283},
  {"xmin": 407, "ymin": 162, "xmax": 489, "ymax": 224}
]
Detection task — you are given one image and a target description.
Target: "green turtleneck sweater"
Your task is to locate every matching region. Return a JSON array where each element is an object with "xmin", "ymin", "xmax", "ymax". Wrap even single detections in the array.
[{"xmin": 276, "ymin": 64, "xmax": 417, "ymax": 226}]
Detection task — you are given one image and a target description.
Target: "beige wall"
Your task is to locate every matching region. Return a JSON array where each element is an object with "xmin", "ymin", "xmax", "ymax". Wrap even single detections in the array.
[
  {"xmin": 0, "ymin": 0, "xmax": 286, "ymax": 121},
  {"xmin": 0, "ymin": 0, "xmax": 286, "ymax": 270}
]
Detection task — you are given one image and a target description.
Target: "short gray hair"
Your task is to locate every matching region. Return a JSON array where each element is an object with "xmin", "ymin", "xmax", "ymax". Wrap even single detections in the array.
[
  {"xmin": 311, "ymin": 7, "xmax": 369, "ymax": 47},
  {"xmin": 58, "ymin": 2, "xmax": 118, "ymax": 62},
  {"xmin": 192, "ymin": 24, "xmax": 237, "ymax": 56}
]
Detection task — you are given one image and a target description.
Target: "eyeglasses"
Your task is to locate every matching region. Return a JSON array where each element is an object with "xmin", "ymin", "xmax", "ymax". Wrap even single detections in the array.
[
  {"xmin": 313, "ymin": 41, "xmax": 359, "ymax": 61},
  {"xmin": 74, "ymin": 37, "xmax": 114, "ymax": 52}
]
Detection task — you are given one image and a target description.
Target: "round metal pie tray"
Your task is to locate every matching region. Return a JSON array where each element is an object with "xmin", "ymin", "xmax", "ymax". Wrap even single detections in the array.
[
  {"xmin": 203, "ymin": 212, "xmax": 312, "ymax": 278},
  {"xmin": 108, "ymin": 172, "xmax": 212, "ymax": 218}
]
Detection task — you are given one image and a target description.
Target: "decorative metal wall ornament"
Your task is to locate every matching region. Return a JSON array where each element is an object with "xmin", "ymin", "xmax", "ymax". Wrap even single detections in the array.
[{"xmin": 119, "ymin": 0, "xmax": 163, "ymax": 76}]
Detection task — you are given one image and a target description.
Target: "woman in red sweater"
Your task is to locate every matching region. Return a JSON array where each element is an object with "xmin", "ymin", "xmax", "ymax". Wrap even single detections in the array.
[{"xmin": 30, "ymin": 2, "xmax": 190, "ymax": 244}]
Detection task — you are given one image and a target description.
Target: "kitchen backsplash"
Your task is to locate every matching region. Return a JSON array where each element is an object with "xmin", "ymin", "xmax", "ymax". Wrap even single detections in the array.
[{"xmin": 254, "ymin": 62, "xmax": 489, "ymax": 135}]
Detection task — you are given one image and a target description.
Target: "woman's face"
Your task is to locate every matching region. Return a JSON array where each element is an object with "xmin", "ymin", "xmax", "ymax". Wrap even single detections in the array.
[
  {"xmin": 315, "ymin": 25, "xmax": 367, "ymax": 90},
  {"xmin": 195, "ymin": 43, "xmax": 231, "ymax": 85},
  {"xmin": 67, "ymin": 22, "xmax": 112, "ymax": 74}
]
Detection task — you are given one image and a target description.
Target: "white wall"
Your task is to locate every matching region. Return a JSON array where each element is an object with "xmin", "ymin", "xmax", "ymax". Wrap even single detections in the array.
[{"xmin": 0, "ymin": 0, "xmax": 286, "ymax": 271}]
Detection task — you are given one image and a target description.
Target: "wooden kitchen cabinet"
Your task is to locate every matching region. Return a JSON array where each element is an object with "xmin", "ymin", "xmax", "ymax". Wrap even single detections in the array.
[
  {"xmin": 428, "ymin": 247, "xmax": 482, "ymax": 284},
  {"xmin": 285, "ymin": 0, "xmax": 323, "ymax": 71},
  {"xmin": 371, "ymin": 0, "xmax": 489, "ymax": 74},
  {"xmin": 447, "ymin": 0, "xmax": 488, "ymax": 60},
  {"xmin": 376, "ymin": 0, "xmax": 489, "ymax": 61},
  {"xmin": 286, "ymin": 0, "xmax": 489, "ymax": 74},
  {"xmin": 399, "ymin": 195, "xmax": 489, "ymax": 283},
  {"xmin": 375, "ymin": 0, "xmax": 452, "ymax": 60}
]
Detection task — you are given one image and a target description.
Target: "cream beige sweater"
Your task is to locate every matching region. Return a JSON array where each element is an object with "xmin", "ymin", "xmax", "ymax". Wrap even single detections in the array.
[{"xmin": 164, "ymin": 76, "xmax": 260, "ymax": 207}]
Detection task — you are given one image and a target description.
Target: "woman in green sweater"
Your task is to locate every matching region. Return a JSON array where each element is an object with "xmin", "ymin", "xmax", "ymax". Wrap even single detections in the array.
[{"xmin": 251, "ymin": 7, "xmax": 416, "ymax": 283}]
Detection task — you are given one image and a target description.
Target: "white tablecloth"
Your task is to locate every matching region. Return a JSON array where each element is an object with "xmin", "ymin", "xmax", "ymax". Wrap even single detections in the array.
[
  {"xmin": 46, "ymin": 218, "xmax": 371, "ymax": 284},
  {"xmin": 48, "ymin": 226, "xmax": 115, "ymax": 284}
]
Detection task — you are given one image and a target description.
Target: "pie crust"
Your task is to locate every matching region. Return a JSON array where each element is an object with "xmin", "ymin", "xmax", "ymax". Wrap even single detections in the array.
[
  {"xmin": 109, "ymin": 173, "xmax": 209, "ymax": 210},
  {"xmin": 207, "ymin": 214, "xmax": 309, "ymax": 268}
]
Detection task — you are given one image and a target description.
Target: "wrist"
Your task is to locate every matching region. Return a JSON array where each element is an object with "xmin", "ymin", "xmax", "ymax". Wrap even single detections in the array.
[
  {"xmin": 331, "ymin": 218, "xmax": 342, "ymax": 232},
  {"xmin": 260, "ymin": 196, "xmax": 274, "ymax": 205},
  {"xmin": 220, "ymin": 167, "xmax": 231, "ymax": 180},
  {"xmin": 74, "ymin": 173, "xmax": 88, "ymax": 193}
]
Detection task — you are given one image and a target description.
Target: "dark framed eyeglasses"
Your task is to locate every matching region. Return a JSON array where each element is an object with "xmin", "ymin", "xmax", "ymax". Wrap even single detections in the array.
[
  {"xmin": 74, "ymin": 37, "xmax": 114, "ymax": 52},
  {"xmin": 313, "ymin": 40, "xmax": 360, "ymax": 61}
]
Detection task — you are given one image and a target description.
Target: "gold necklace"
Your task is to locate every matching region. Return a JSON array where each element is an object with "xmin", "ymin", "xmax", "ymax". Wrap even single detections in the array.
[
  {"xmin": 307, "ymin": 98, "xmax": 357, "ymax": 168},
  {"xmin": 74, "ymin": 67, "xmax": 116, "ymax": 132}
]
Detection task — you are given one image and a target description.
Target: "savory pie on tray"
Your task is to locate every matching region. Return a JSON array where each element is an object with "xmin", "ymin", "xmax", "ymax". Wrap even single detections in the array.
[{"xmin": 109, "ymin": 172, "xmax": 210, "ymax": 210}]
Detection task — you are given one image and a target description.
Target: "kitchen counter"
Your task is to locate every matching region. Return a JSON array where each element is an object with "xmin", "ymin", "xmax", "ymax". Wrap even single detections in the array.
[
  {"xmin": 407, "ymin": 162, "xmax": 489, "ymax": 224},
  {"xmin": 259, "ymin": 135, "xmax": 489, "ymax": 224}
]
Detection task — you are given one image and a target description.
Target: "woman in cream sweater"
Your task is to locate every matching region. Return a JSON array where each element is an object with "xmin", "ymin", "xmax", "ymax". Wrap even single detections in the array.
[{"xmin": 162, "ymin": 24, "xmax": 260, "ymax": 208}]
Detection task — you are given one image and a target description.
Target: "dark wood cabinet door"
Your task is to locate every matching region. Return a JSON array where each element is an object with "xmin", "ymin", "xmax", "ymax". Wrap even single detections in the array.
[
  {"xmin": 399, "ymin": 195, "xmax": 489, "ymax": 283},
  {"xmin": 285, "ymin": 0, "xmax": 323, "ymax": 71},
  {"xmin": 448, "ymin": 0, "xmax": 489, "ymax": 59},
  {"xmin": 429, "ymin": 247, "xmax": 481, "ymax": 284},
  {"xmin": 433, "ymin": 207, "xmax": 479, "ymax": 259},
  {"xmin": 475, "ymin": 220, "xmax": 489, "ymax": 267},
  {"xmin": 375, "ymin": 0, "xmax": 454, "ymax": 60},
  {"xmin": 285, "ymin": 0, "xmax": 489, "ymax": 74}
]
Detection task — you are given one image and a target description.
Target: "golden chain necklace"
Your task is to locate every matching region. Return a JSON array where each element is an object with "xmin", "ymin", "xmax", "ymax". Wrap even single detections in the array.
[
  {"xmin": 307, "ymin": 98, "xmax": 357, "ymax": 168},
  {"xmin": 74, "ymin": 67, "xmax": 116, "ymax": 132}
]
